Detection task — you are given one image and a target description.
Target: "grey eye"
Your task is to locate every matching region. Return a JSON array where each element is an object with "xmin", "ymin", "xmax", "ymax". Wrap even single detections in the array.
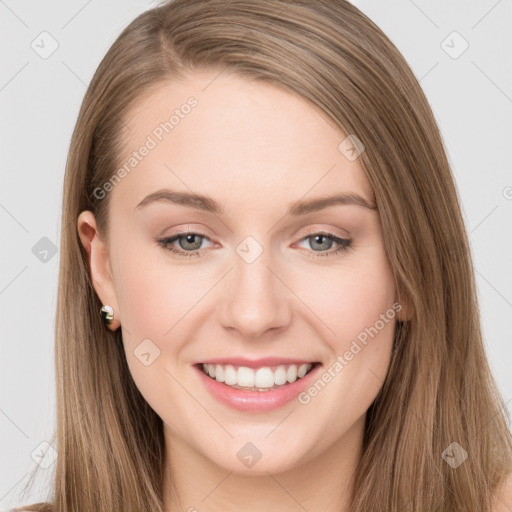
[
  {"xmin": 177, "ymin": 234, "xmax": 204, "ymax": 251},
  {"xmin": 308, "ymin": 234, "xmax": 335, "ymax": 251}
]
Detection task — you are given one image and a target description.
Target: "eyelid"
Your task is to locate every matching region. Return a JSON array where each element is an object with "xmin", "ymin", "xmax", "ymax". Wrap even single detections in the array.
[
  {"xmin": 293, "ymin": 224, "xmax": 351, "ymax": 242},
  {"xmin": 158, "ymin": 223, "xmax": 214, "ymax": 238}
]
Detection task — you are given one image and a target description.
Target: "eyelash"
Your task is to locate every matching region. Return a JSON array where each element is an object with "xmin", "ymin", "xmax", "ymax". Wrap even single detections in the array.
[{"xmin": 156, "ymin": 230, "xmax": 353, "ymax": 259}]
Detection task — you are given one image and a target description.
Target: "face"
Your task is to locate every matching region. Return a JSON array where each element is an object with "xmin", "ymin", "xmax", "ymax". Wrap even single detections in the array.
[{"xmin": 78, "ymin": 70, "xmax": 402, "ymax": 476}]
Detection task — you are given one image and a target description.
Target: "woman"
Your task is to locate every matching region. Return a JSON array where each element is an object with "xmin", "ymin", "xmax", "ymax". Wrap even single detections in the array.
[{"xmin": 16, "ymin": 0, "xmax": 512, "ymax": 510}]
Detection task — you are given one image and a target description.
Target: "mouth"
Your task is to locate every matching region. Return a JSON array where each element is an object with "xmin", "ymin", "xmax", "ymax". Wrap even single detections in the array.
[{"xmin": 195, "ymin": 361, "xmax": 321, "ymax": 392}]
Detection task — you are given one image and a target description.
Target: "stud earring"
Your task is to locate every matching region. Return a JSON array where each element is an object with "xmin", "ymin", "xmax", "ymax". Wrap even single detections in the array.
[{"xmin": 100, "ymin": 304, "xmax": 114, "ymax": 326}]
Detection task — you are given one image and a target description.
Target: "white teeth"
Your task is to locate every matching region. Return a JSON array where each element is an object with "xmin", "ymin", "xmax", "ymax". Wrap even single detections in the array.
[
  {"xmin": 255, "ymin": 367, "xmax": 274, "ymax": 388},
  {"xmin": 224, "ymin": 365, "xmax": 237, "ymax": 385},
  {"xmin": 274, "ymin": 365, "xmax": 287, "ymax": 385},
  {"xmin": 215, "ymin": 364, "xmax": 225, "ymax": 383},
  {"xmin": 286, "ymin": 365, "xmax": 297, "ymax": 383},
  {"xmin": 297, "ymin": 364, "xmax": 309, "ymax": 378},
  {"xmin": 237, "ymin": 366, "xmax": 255, "ymax": 387},
  {"xmin": 201, "ymin": 362, "xmax": 314, "ymax": 390}
]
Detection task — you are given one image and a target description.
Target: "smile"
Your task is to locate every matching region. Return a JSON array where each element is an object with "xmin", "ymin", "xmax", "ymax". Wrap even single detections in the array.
[
  {"xmin": 200, "ymin": 362, "xmax": 317, "ymax": 391},
  {"xmin": 194, "ymin": 359, "xmax": 323, "ymax": 412}
]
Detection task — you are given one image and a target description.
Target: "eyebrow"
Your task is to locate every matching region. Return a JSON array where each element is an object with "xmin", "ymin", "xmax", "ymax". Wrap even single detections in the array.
[{"xmin": 135, "ymin": 188, "xmax": 377, "ymax": 215}]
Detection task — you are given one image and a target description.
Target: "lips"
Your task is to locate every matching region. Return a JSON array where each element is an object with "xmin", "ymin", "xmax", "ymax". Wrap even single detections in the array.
[{"xmin": 193, "ymin": 357, "xmax": 322, "ymax": 411}]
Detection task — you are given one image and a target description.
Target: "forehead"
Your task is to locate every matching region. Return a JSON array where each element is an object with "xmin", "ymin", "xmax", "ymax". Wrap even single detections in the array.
[{"xmin": 111, "ymin": 70, "xmax": 374, "ymax": 216}]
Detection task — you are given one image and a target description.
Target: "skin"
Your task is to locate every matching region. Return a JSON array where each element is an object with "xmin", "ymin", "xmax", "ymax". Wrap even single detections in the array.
[{"xmin": 77, "ymin": 70, "xmax": 409, "ymax": 511}]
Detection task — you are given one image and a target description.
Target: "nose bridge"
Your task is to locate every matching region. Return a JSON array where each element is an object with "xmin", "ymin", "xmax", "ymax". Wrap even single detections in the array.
[{"xmin": 218, "ymin": 235, "xmax": 291, "ymax": 337}]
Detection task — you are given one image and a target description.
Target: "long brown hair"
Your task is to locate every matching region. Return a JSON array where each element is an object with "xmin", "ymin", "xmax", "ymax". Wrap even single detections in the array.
[{"xmin": 17, "ymin": 0, "xmax": 512, "ymax": 510}]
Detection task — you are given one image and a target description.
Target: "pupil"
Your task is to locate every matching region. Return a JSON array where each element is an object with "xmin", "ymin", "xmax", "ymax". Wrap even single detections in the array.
[
  {"xmin": 312, "ymin": 234, "xmax": 331, "ymax": 251},
  {"xmin": 181, "ymin": 234, "xmax": 201, "ymax": 251}
]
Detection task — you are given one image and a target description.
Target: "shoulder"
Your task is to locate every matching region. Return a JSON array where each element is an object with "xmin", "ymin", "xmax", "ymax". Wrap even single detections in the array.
[
  {"xmin": 6, "ymin": 504, "xmax": 53, "ymax": 512},
  {"xmin": 492, "ymin": 473, "xmax": 512, "ymax": 512}
]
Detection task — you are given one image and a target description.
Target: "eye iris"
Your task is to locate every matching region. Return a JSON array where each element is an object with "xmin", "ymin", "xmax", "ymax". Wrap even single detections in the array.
[
  {"xmin": 310, "ymin": 234, "xmax": 333, "ymax": 251},
  {"xmin": 179, "ymin": 234, "xmax": 202, "ymax": 251}
]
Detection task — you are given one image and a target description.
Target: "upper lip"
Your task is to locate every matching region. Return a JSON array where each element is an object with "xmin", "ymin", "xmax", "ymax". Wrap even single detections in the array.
[{"xmin": 195, "ymin": 357, "xmax": 320, "ymax": 368}]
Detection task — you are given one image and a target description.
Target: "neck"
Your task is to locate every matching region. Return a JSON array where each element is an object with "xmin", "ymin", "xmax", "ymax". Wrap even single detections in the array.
[{"xmin": 162, "ymin": 415, "xmax": 365, "ymax": 512}]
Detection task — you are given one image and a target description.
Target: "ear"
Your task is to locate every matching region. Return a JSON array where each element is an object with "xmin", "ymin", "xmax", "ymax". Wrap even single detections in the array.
[{"xmin": 77, "ymin": 211, "xmax": 121, "ymax": 331}]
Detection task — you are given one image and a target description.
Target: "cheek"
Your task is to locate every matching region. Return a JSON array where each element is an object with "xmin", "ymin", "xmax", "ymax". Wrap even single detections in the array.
[
  {"xmin": 295, "ymin": 252, "xmax": 397, "ymax": 346},
  {"xmin": 113, "ymin": 246, "xmax": 216, "ymax": 390},
  {"xmin": 114, "ymin": 251, "xmax": 192, "ymax": 413},
  {"xmin": 113, "ymin": 238, "xmax": 200, "ymax": 341},
  {"xmin": 292, "ymin": 256, "xmax": 397, "ymax": 439},
  {"xmin": 117, "ymin": 266, "xmax": 172, "ymax": 339},
  {"xmin": 293, "ymin": 250, "xmax": 397, "ymax": 412}
]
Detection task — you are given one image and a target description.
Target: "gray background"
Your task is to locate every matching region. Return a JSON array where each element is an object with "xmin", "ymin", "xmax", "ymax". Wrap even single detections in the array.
[{"xmin": 1, "ymin": 0, "xmax": 511, "ymax": 508}]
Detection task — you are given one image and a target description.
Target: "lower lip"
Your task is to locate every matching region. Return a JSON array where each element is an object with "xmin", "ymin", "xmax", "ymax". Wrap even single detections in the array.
[{"xmin": 194, "ymin": 364, "xmax": 322, "ymax": 412}]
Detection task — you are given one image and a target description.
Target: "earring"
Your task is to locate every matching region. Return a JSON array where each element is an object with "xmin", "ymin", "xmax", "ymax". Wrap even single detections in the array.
[{"xmin": 100, "ymin": 304, "xmax": 114, "ymax": 326}]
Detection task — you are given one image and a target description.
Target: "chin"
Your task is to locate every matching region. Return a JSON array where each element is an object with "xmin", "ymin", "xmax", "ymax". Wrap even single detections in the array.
[{"xmin": 201, "ymin": 439, "xmax": 311, "ymax": 476}]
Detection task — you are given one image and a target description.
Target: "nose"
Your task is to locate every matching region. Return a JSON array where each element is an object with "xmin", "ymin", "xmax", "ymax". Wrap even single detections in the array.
[{"xmin": 218, "ymin": 249, "xmax": 292, "ymax": 338}]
